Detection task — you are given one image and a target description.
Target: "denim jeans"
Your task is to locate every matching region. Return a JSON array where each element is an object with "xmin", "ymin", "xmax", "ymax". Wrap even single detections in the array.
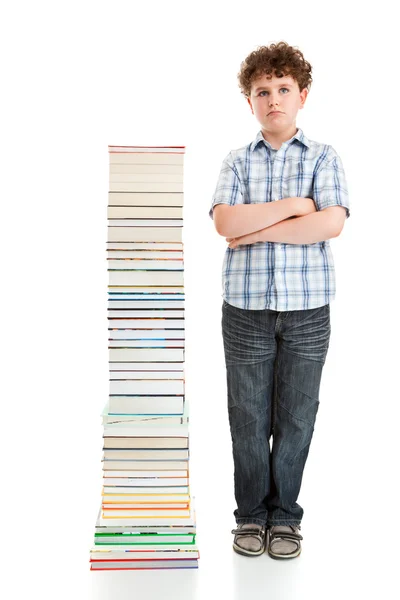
[{"xmin": 221, "ymin": 299, "xmax": 331, "ymax": 527}]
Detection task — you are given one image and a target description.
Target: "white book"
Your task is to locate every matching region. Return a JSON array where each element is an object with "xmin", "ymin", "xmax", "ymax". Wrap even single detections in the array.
[
  {"xmin": 108, "ymin": 340, "xmax": 184, "ymax": 348},
  {"xmin": 107, "ymin": 300, "xmax": 185, "ymax": 318},
  {"xmin": 109, "ymin": 379, "xmax": 184, "ymax": 395},
  {"xmin": 102, "ymin": 434, "xmax": 189, "ymax": 449},
  {"xmin": 109, "ymin": 348, "xmax": 184, "ymax": 361},
  {"xmin": 109, "ymin": 332, "xmax": 184, "ymax": 342},
  {"xmin": 109, "ymin": 370, "xmax": 183, "ymax": 379},
  {"xmin": 101, "ymin": 508, "xmax": 190, "ymax": 518},
  {"xmin": 108, "ymin": 287, "xmax": 184, "ymax": 294},
  {"xmin": 108, "ymin": 192, "xmax": 183, "ymax": 205},
  {"xmin": 108, "ymin": 260, "xmax": 183, "ymax": 270},
  {"xmin": 90, "ymin": 560, "xmax": 197, "ymax": 570},
  {"xmin": 108, "ymin": 309, "xmax": 185, "ymax": 322},
  {"xmin": 108, "ymin": 219, "xmax": 183, "ymax": 227},
  {"xmin": 102, "ymin": 461, "xmax": 188, "ymax": 471},
  {"xmin": 109, "ymin": 164, "xmax": 183, "ymax": 174},
  {"xmin": 108, "ymin": 227, "xmax": 182, "ymax": 243},
  {"xmin": 109, "ymin": 182, "xmax": 183, "ymax": 193},
  {"xmin": 90, "ymin": 547, "xmax": 199, "ymax": 561},
  {"xmin": 102, "ymin": 487, "xmax": 189, "ymax": 495},
  {"xmin": 108, "ymin": 207, "xmax": 183, "ymax": 219},
  {"xmin": 102, "ymin": 502, "xmax": 188, "ymax": 510},
  {"xmin": 102, "ymin": 413, "xmax": 188, "ymax": 426},
  {"xmin": 108, "ymin": 298, "xmax": 184, "ymax": 305},
  {"xmin": 107, "ymin": 250, "xmax": 184, "ymax": 259},
  {"xmin": 108, "ymin": 146, "xmax": 185, "ymax": 154},
  {"xmin": 108, "ymin": 395, "xmax": 184, "ymax": 415},
  {"xmin": 103, "ymin": 449, "xmax": 189, "ymax": 460},
  {"xmin": 97, "ymin": 502, "xmax": 195, "ymax": 527},
  {"xmin": 91, "ymin": 545, "xmax": 198, "ymax": 557},
  {"xmin": 110, "ymin": 173, "xmax": 183, "ymax": 183},
  {"xmin": 103, "ymin": 421, "xmax": 189, "ymax": 436},
  {"xmin": 103, "ymin": 477, "xmax": 189, "ymax": 486},
  {"xmin": 109, "ymin": 155, "xmax": 184, "ymax": 166},
  {"xmin": 94, "ymin": 502, "xmax": 196, "ymax": 532},
  {"xmin": 108, "ymin": 271, "xmax": 184, "ymax": 286},
  {"xmin": 107, "ymin": 241, "xmax": 183, "ymax": 250},
  {"xmin": 108, "ymin": 319, "xmax": 184, "ymax": 329},
  {"xmin": 102, "ymin": 405, "xmax": 189, "ymax": 433},
  {"xmin": 103, "ymin": 469, "xmax": 188, "ymax": 477},
  {"xmin": 108, "ymin": 303, "xmax": 184, "ymax": 311},
  {"xmin": 109, "ymin": 363, "xmax": 184, "ymax": 372}
]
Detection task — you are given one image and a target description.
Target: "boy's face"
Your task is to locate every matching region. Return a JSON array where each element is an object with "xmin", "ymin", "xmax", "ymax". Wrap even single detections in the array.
[{"xmin": 247, "ymin": 73, "xmax": 308, "ymax": 135}]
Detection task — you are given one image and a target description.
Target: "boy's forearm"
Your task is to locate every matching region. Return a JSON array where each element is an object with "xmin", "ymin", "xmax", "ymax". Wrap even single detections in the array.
[
  {"xmin": 214, "ymin": 197, "xmax": 299, "ymax": 237},
  {"xmin": 253, "ymin": 210, "xmax": 337, "ymax": 244}
]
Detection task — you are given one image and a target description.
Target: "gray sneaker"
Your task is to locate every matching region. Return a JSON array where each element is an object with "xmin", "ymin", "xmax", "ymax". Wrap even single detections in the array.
[{"xmin": 231, "ymin": 523, "xmax": 267, "ymax": 557}]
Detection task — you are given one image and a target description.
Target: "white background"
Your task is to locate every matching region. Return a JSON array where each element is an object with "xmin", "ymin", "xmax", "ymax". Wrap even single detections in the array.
[{"xmin": 1, "ymin": 1, "xmax": 399, "ymax": 599}]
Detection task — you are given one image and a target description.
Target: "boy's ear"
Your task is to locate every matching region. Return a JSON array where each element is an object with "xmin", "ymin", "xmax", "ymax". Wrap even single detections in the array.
[
  {"xmin": 247, "ymin": 97, "xmax": 254, "ymax": 114},
  {"xmin": 300, "ymin": 88, "xmax": 308, "ymax": 108}
]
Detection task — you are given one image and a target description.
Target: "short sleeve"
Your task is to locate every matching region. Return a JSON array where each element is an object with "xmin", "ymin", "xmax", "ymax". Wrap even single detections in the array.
[
  {"xmin": 313, "ymin": 146, "xmax": 350, "ymax": 219},
  {"xmin": 209, "ymin": 152, "xmax": 244, "ymax": 220}
]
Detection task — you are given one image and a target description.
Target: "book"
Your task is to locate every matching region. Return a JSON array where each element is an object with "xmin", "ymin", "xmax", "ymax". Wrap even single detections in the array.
[
  {"xmin": 109, "ymin": 368, "xmax": 184, "ymax": 378},
  {"xmin": 108, "ymin": 192, "xmax": 183, "ymax": 206},
  {"xmin": 102, "ymin": 462, "xmax": 188, "ymax": 471},
  {"xmin": 103, "ymin": 449, "xmax": 189, "ymax": 459},
  {"xmin": 109, "ymin": 348, "xmax": 184, "ymax": 361},
  {"xmin": 108, "ymin": 340, "xmax": 184, "ymax": 348},
  {"xmin": 90, "ymin": 546, "xmax": 199, "ymax": 560},
  {"xmin": 108, "ymin": 207, "xmax": 183, "ymax": 219},
  {"xmin": 109, "ymin": 330, "xmax": 185, "ymax": 340},
  {"xmin": 90, "ymin": 559, "xmax": 197, "ymax": 571},
  {"xmin": 108, "ymin": 145, "xmax": 185, "ymax": 153},
  {"xmin": 102, "ymin": 487, "xmax": 189, "ymax": 495},
  {"xmin": 108, "ymin": 260, "xmax": 183, "ymax": 270},
  {"xmin": 108, "ymin": 300, "xmax": 185, "ymax": 308},
  {"xmin": 102, "ymin": 435, "xmax": 189, "ymax": 449},
  {"xmin": 102, "ymin": 502, "xmax": 189, "ymax": 509},
  {"xmin": 108, "ymin": 227, "xmax": 182, "ymax": 243},
  {"xmin": 96, "ymin": 496, "xmax": 196, "ymax": 526},
  {"xmin": 94, "ymin": 533, "xmax": 195, "ymax": 544},
  {"xmin": 108, "ymin": 395, "xmax": 184, "ymax": 416},
  {"xmin": 107, "ymin": 308, "xmax": 185, "ymax": 318},
  {"xmin": 108, "ymin": 287, "xmax": 185, "ymax": 293},
  {"xmin": 109, "ymin": 174, "xmax": 183, "ymax": 184},
  {"xmin": 109, "ymin": 164, "xmax": 183, "ymax": 174},
  {"xmin": 110, "ymin": 377, "xmax": 184, "ymax": 392},
  {"xmin": 103, "ymin": 477, "xmax": 189, "ymax": 486},
  {"xmin": 108, "ymin": 271, "xmax": 184, "ymax": 286},
  {"xmin": 108, "ymin": 219, "xmax": 183, "ymax": 227},
  {"xmin": 94, "ymin": 501, "xmax": 196, "ymax": 532},
  {"xmin": 109, "ymin": 182, "xmax": 183, "ymax": 193}
]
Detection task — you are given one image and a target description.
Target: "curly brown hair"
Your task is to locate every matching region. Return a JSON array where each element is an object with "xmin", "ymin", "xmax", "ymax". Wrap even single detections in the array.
[{"xmin": 237, "ymin": 41, "xmax": 313, "ymax": 98}]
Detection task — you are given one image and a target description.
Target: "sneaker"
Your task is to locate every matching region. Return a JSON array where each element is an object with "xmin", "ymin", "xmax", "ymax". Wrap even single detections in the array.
[{"xmin": 231, "ymin": 523, "xmax": 266, "ymax": 557}]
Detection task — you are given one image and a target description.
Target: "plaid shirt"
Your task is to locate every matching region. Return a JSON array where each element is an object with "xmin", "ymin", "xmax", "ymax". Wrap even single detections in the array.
[{"xmin": 209, "ymin": 128, "xmax": 350, "ymax": 311}]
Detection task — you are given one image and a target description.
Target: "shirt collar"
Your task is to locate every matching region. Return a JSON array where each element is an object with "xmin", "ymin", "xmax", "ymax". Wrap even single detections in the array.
[{"xmin": 250, "ymin": 127, "xmax": 310, "ymax": 152}]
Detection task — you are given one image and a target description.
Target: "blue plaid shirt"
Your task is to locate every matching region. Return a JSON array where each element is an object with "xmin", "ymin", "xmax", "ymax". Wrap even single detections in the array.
[{"xmin": 209, "ymin": 128, "xmax": 350, "ymax": 311}]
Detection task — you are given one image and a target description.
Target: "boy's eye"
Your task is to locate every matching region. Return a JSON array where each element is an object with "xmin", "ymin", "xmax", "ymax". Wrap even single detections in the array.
[{"xmin": 259, "ymin": 88, "xmax": 289, "ymax": 96}]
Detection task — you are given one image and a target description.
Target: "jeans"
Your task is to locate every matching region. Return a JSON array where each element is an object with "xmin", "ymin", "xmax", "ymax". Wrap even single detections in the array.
[{"xmin": 221, "ymin": 299, "xmax": 331, "ymax": 527}]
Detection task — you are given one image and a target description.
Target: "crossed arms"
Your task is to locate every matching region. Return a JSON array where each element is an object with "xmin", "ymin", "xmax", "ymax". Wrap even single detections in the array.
[{"xmin": 212, "ymin": 197, "xmax": 347, "ymax": 248}]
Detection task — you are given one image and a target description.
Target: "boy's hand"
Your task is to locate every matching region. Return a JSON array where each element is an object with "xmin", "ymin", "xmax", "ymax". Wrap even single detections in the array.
[{"xmin": 226, "ymin": 230, "xmax": 260, "ymax": 249}]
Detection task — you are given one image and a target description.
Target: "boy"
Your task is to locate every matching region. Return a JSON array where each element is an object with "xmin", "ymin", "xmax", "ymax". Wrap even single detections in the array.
[{"xmin": 209, "ymin": 42, "xmax": 350, "ymax": 560}]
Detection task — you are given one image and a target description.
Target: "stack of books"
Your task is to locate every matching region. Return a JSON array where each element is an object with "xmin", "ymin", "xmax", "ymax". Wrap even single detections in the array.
[{"xmin": 89, "ymin": 145, "xmax": 199, "ymax": 571}]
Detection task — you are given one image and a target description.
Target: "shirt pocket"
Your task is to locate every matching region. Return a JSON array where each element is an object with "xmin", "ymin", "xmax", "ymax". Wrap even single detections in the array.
[{"xmin": 282, "ymin": 160, "xmax": 314, "ymax": 199}]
